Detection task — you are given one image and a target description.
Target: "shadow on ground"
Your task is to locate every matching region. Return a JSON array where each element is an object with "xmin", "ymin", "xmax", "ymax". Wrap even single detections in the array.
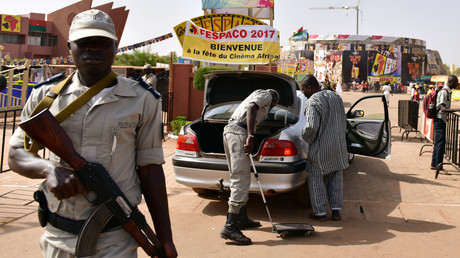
[{"xmin": 198, "ymin": 154, "xmax": 457, "ymax": 247}]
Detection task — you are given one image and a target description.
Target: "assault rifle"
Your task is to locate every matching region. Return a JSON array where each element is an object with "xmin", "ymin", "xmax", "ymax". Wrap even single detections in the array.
[{"xmin": 19, "ymin": 109, "xmax": 165, "ymax": 257}]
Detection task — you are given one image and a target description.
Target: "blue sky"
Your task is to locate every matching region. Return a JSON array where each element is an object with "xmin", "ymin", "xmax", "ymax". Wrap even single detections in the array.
[{"xmin": 4, "ymin": 0, "xmax": 460, "ymax": 65}]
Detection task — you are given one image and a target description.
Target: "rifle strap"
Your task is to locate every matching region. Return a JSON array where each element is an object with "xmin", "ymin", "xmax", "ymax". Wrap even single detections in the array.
[{"xmin": 24, "ymin": 71, "xmax": 118, "ymax": 153}]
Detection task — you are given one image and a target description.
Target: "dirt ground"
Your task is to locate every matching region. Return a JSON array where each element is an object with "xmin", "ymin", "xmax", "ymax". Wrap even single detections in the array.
[{"xmin": 1, "ymin": 91, "xmax": 460, "ymax": 258}]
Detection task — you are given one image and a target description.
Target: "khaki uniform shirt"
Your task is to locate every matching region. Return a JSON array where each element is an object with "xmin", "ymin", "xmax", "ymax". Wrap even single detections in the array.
[
  {"xmin": 10, "ymin": 72, "xmax": 164, "ymax": 253},
  {"xmin": 226, "ymin": 89, "xmax": 273, "ymax": 133},
  {"xmin": 142, "ymin": 73, "xmax": 157, "ymax": 89}
]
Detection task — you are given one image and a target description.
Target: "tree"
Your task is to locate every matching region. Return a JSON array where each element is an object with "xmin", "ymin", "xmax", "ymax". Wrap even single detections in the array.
[
  {"xmin": 444, "ymin": 64, "xmax": 451, "ymax": 75},
  {"xmin": 114, "ymin": 47, "xmax": 178, "ymax": 66},
  {"xmin": 114, "ymin": 48, "xmax": 157, "ymax": 66},
  {"xmin": 158, "ymin": 52, "xmax": 178, "ymax": 64}
]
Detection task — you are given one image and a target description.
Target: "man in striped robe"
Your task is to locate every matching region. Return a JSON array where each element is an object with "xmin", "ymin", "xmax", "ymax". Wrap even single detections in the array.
[{"xmin": 300, "ymin": 75, "xmax": 349, "ymax": 222}]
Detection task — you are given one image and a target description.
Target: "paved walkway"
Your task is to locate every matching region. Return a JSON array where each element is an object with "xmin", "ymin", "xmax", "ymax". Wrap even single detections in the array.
[{"xmin": 1, "ymin": 91, "xmax": 460, "ymax": 257}]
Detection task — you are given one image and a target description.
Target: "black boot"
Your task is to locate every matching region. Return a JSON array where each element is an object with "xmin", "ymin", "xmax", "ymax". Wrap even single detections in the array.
[
  {"xmin": 237, "ymin": 205, "xmax": 262, "ymax": 230},
  {"xmin": 220, "ymin": 213, "xmax": 252, "ymax": 245}
]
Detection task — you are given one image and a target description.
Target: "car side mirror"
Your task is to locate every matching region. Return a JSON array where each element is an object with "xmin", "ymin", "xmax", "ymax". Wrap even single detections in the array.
[{"xmin": 352, "ymin": 110, "xmax": 364, "ymax": 118}]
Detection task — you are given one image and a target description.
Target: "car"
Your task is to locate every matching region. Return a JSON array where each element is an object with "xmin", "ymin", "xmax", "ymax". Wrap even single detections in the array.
[{"xmin": 172, "ymin": 70, "xmax": 391, "ymax": 199}]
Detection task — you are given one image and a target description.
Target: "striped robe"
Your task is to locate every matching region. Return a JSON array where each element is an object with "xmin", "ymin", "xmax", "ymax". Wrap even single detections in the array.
[{"xmin": 302, "ymin": 90, "xmax": 349, "ymax": 176}]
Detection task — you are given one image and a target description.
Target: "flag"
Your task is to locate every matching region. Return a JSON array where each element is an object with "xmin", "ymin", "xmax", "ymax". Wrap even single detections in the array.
[
  {"xmin": 292, "ymin": 26, "xmax": 303, "ymax": 37},
  {"xmin": 29, "ymin": 19, "xmax": 46, "ymax": 32}
]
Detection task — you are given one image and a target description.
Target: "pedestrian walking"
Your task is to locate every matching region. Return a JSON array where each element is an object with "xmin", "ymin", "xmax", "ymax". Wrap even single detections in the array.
[{"xmin": 382, "ymin": 82, "xmax": 392, "ymax": 105}]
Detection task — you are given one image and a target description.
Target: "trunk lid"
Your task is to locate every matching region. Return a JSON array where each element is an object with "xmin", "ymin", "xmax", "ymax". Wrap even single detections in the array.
[{"xmin": 203, "ymin": 70, "xmax": 299, "ymax": 115}]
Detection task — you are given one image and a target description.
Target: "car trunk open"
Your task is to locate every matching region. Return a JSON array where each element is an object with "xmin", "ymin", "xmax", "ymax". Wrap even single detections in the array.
[
  {"xmin": 190, "ymin": 120, "xmax": 290, "ymax": 155},
  {"xmin": 191, "ymin": 71, "xmax": 300, "ymax": 156}
]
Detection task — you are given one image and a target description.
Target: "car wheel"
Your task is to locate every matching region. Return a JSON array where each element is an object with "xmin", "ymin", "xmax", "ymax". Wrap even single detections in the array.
[
  {"xmin": 348, "ymin": 153, "xmax": 355, "ymax": 164},
  {"xmin": 295, "ymin": 182, "xmax": 311, "ymax": 207}
]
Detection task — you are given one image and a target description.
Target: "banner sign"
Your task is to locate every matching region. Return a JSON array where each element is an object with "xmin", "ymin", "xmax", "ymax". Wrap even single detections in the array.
[
  {"xmin": 325, "ymin": 51, "xmax": 342, "ymax": 83},
  {"xmin": 368, "ymin": 76, "xmax": 401, "ymax": 84},
  {"xmin": 1, "ymin": 14, "xmax": 21, "ymax": 32},
  {"xmin": 174, "ymin": 13, "xmax": 265, "ymax": 47},
  {"xmin": 2, "ymin": 56, "xmax": 72, "ymax": 66},
  {"xmin": 202, "ymin": 0, "xmax": 274, "ymax": 9},
  {"xmin": 401, "ymin": 53, "xmax": 426, "ymax": 84},
  {"xmin": 342, "ymin": 50, "xmax": 368, "ymax": 84},
  {"xmin": 182, "ymin": 20, "xmax": 279, "ymax": 64},
  {"xmin": 368, "ymin": 45, "xmax": 401, "ymax": 77},
  {"xmin": 278, "ymin": 50, "xmax": 314, "ymax": 76},
  {"xmin": 292, "ymin": 31, "xmax": 308, "ymax": 42}
]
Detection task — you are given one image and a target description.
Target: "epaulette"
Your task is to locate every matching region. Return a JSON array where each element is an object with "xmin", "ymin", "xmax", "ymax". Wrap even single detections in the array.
[
  {"xmin": 33, "ymin": 72, "xmax": 66, "ymax": 89},
  {"xmin": 137, "ymin": 78, "xmax": 161, "ymax": 99}
]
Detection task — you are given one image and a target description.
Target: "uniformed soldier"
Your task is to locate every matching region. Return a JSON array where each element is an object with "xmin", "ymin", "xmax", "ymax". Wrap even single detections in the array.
[
  {"xmin": 8, "ymin": 9, "xmax": 177, "ymax": 257},
  {"xmin": 142, "ymin": 63, "xmax": 157, "ymax": 89},
  {"xmin": 220, "ymin": 89, "xmax": 279, "ymax": 245}
]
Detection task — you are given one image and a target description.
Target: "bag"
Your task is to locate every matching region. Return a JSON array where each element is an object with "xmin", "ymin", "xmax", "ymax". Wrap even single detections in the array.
[{"xmin": 423, "ymin": 89, "xmax": 444, "ymax": 119}]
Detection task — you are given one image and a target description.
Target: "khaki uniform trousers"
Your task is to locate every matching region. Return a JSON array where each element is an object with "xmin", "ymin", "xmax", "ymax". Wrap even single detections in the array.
[{"xmin": 223, "ymin": 126, "xmax": 250, "ymax": 214}]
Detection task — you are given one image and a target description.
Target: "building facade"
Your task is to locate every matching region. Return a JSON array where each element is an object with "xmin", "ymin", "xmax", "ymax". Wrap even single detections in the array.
[
  {"xmin": 0, "ymin": 0, "xmax": 128, "ymax": 63},
  {"xmin": 279, "ymin": 34, "xmax": 445, "ymax": 86}
]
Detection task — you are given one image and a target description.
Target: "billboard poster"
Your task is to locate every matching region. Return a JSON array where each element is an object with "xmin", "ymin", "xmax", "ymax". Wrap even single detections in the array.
[
  {"xmin": 314, "ymin": 49, "xmax": 326, "ymax": 81},
  {"xmin": 174, "ymin": 13, "xmax": 266, "ymax": 47},
  {"xmin": 368, "ymin": 45, "xmax": 401, "ymax": 77},
  {"xmin": 182, "ymin": 20, "xmax": 279, "ymax": 64},
  {"xmin": 326, "ymin": 43, "xmax": 346, "ymax": 51},
  {"xmin": 277, "ymin": 51, "xmax": 313, "ymax": 77},
  {"xmin": 350, "ymin": 44, "xmax": 366, "ymax": 51},
  {"xmin": 1, "ymin": 14, "xmax": 21, "ymax": 32},
  {"xmin": 325, "ymin": 51, "xmax": 342, "ymax": 83},
  {"xmin": 202, "ymin": 0, "xmax": 274, "ymax": 9},
  {"xmin": 306, "ymin": 44, "xmax": 315, "ymax": 51},
  {"xmin": 401, "ymin": 54, "xmax": 426, "ymax": 84},
  {"xmin": 342, "ymin": 50, "xmax": 368, "ymax": 83}
]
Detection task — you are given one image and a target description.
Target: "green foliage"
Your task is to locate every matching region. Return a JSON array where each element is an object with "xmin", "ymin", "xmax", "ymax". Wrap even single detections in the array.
[
  {"xmin": 157, "ymin": 52, "xmax": 178, "ymax": 64},
  {"xmin": 114, "ymin": 48, "xmax": 178, "ymax": 67},
  {"xmin": 193, "ymin": 66, "xmax": 236, "ymax": 91},
  {"xmin": 115, "ymin": 48, "xmax": 157, "ymax": 66},
  {"xmin": 171, "ymin": 116, "xmax": 191, "ymax": 136}
]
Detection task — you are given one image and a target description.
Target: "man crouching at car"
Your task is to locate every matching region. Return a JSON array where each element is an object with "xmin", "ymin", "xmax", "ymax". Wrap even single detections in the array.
[{"xmin": 220, "ymin": 89, "xmax": 279, "ymax": 245}]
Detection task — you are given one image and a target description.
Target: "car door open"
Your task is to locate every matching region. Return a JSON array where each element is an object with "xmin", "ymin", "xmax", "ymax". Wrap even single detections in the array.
[{"xmin": 346, "ymin": 95, "xmax": 391, "ymax": 159}]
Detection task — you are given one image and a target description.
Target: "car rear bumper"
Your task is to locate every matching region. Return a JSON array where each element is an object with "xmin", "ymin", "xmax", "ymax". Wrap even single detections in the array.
[{"xmin": 172, "ymin": 156, "xmax": 308, "ymax": 194}]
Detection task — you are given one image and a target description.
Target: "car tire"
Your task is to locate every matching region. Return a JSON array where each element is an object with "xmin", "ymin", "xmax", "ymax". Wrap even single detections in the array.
[
  {"xmin": 348, "ymin": 153, "xmax": 355, "ymax": 164},
  {"xmin": 295, "ymin": 182, "xmax": 311, "ymax": 207}
]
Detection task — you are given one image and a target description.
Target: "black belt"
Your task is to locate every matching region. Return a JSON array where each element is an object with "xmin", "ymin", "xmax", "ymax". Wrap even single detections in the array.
[
  {"xmin": 34, "ymin": 190, "xmax": 121, "ymax": 235},
  {"xmin": 48, "ymin": 211, "xmax": 120, "ymax": 235},
  {"xmin": 228, "ymin": 120, "xmax": 247, "ymax": 130}
]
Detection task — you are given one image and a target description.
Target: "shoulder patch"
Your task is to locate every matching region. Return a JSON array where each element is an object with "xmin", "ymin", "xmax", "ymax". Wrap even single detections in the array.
[
  {"xmin": 137, "ymin": 78, "xmax": 161, "ymax": 99},
  {"xmin": 33, "ymin": 72, "xmax": 66, "ymax": 89}
]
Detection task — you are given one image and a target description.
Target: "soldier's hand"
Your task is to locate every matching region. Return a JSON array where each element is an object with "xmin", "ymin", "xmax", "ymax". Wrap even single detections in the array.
[
  {"xmin": 244, "ymin": 136, "xmax": 254, "ymax": 155},
  {"xmin": 46, "ymin": 162, "xmax": 86, "ymax": 200},
  {"xmin": 159, "ymin": 241, "xmax": 177, "ymax": 258}
]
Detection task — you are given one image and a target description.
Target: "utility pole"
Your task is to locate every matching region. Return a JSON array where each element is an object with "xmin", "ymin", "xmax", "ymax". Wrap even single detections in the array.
[{"xmin": 310, "ymin": 0, "xmax": 361, "ymax": 35}]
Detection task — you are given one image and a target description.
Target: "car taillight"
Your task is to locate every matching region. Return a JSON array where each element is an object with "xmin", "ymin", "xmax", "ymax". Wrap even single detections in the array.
[
  {"xmin": 261, "ymin": 139, "xmax": 298, "ymax": 156},
  {"xmin": 176, "ymin": 135, "xmax": 199, "ymax": 152}
]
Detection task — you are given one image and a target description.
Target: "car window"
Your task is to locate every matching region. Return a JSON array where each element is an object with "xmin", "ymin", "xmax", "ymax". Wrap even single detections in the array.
[
  {"xmin": 204, "ymin": 103, "xmax": 239, "ymax": 120},
  {"xmin": 265, "ymin": 106, "xmax": 299, "ymax": 124},
  {"xmin": 347, "ymin": 96, "xmax": 385, "ymax": 120},
  {"xmin": 204, "ymin": 103, "xmax": 299, "ymax": 124}
]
